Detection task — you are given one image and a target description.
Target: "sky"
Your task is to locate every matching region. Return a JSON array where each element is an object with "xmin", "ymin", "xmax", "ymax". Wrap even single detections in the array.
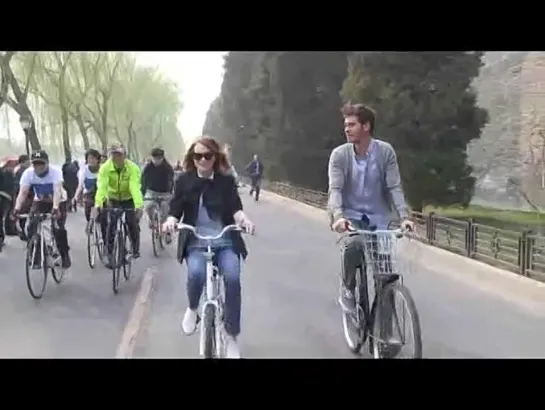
[{"xmin": 135, "ymin": 52, "xmax": 227, "ymax": 145}]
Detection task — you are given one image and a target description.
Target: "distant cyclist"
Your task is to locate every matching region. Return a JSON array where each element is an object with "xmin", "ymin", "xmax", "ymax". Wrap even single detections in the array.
[
  {"xmin": 94, "ymin": 144, "xmax": 143, "ymax": 267},
  {"xmin": 74, "ymin": 149, "xmax": 101, "ymax": 224},
  {"xmin": 245, "ymin": 154, "xmax": 263, "ymax": 201},
  {"xmin": 142, "ymin": 148, "xmax": 174, "ymax": 243},
  {"xmin": 13, "ymin": 150, "xmax": 72, "ymax": 268}
]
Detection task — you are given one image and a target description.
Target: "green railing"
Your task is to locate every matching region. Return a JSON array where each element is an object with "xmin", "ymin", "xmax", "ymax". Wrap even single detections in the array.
[{"xmin": 252, "ymin": 179, "xmax": 545, "ymax": 282}]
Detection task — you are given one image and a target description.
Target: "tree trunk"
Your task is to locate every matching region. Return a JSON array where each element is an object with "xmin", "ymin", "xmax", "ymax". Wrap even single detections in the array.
[{"xmin": 74, "ymin": 108, "xmax": 90, "ymax": 150}]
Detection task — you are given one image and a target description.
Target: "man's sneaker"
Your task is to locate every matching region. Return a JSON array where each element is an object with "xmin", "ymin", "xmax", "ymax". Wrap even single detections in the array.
[
  {"xmin": 132, "ymin": 251, "xmax": 140, "ymax": 260},
  {"xmin": 225, "ymin": 335, "xmax": 241, "ymax": 359},
  {"xmin": 61, "ymin": 254, "xmax": 72, "ymax": 269},
  {"xmin": 339, "ymin": 288, "xmax": 356, "ymax": 313},
  {"xmin": 181, "ymin": 308, "xmax": 198, "ymax": 335},
  {"xmin": 164, "ymin": 232, "xmax": 172, "ymax": 245}
]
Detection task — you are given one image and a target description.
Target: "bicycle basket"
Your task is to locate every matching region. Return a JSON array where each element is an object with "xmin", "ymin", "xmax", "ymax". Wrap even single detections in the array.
[{"xmin": 361, "ymin": 231, "xmax": 402, "ymax": 276}]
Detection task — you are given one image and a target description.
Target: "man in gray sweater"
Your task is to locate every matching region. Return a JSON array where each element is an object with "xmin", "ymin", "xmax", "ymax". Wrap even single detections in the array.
[{"xmin": 328, "ymin": 103, "xmax": 414, "ymax": 313}]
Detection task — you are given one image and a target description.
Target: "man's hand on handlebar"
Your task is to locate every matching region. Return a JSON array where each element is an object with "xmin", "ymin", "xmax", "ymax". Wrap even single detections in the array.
[
  {"xmin": 400, "ymin": 219, "xmax": 414, "ymax": 232},
  {"xmin": 331, "ymin": 217, "xmax": 349, "ymax": 233}
]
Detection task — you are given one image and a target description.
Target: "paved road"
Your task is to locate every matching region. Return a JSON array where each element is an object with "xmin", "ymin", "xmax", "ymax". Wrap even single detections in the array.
[
  {"xmin": 3, "ymin": 190, "xmax": 545, "ymax": 358},
  {"xmin": 134, "ymin": 189, "xmax": 545, "ymax": 359},
  {"xmin": 0, "ymin": 211, "xmax": 155, "ymax": 358}
]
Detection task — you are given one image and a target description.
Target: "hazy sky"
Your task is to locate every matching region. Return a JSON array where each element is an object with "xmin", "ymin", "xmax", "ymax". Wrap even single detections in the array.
[{"xmin": 135, "ymin": 52, "xmax": 226, "ymax": 145}]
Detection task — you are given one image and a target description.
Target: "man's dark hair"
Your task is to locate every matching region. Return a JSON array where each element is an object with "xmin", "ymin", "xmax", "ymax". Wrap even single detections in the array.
[
  {"xmin": 18, "ymin": 154, "xmax": 29, "ymax": 164},
  {"xmin": 341, "ymin": 102, "xmax": 376, "ymax": 134}
]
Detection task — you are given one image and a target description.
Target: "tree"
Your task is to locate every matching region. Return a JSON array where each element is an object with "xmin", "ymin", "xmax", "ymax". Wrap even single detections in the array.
[
  {"xmin": 1, "ymin": 52, "xmax": 41, "ymax": 150},
  {"xmin": 342, "ymin": 52, "xmax": 489, "ymax": 211},
  {"xmin": 214, "ymin": 51, "xmax": 348, "ymax": 189},
  {"xmin": 7, "ymin": 52, "xmax": 185, "ymax": 163}
]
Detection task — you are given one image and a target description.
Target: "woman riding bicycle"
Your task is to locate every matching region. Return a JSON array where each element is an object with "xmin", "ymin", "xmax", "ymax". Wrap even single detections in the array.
[
  {"xmin": 74, "ymin": 149, "xmax": 101, "ymax": 224},
  {"xmin": 162, "ymin": 136, "xmax": 255, "ymax": 359}
]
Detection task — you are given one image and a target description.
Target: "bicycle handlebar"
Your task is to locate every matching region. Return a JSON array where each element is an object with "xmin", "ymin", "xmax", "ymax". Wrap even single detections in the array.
[
  {"xmin": 16, "ymin": 213, "xmax": 53, "ymax": 219},
  {"xmin": 176, "ymin": 223, "xmax": 242, "ymax": 241}
]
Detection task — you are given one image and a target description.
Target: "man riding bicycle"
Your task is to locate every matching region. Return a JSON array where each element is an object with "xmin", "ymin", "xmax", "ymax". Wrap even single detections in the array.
[
  {"xmin": 94, "ymin": 144, "xmax": 143, "ymax": 267},
  {"xmin": 142, "ymin": 147, "xmax": 174, "ymax": 243},
  {"xmin": 74, "ymin": 149, "xmax": 101, "ymax": 224},
  {"xmin": 328, "ymin": 103, "xmax": 414, "ymax": 314},
  {"xmin": 13, "ymin": 150, "xmax": 72, "ymax": 269}
]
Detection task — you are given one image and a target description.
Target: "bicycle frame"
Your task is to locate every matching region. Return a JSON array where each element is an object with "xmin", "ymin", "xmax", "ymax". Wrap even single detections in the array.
[
  {"xmin": 177, "ymin": 223, "xmax": 241, "ymax": 358},
  {"xmin": 20, "ymin": 213, "xmax": 59, "ymax": 268}
]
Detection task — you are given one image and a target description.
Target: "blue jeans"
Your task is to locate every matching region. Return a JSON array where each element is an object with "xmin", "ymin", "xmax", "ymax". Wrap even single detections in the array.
[{"xmin": 186, "ymin": 246, "xmax": 242, "ymax": 337}]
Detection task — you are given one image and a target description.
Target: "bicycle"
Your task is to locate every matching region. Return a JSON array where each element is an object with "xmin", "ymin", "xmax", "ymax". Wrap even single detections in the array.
[
  {"xmin": 176, "ymin": 223, "xmax": 243, "ymax": 359},
  {"xmin": 104, "ymin": 208, "xmax": 135, "ymax": 294},
  {"xmin": 145, "ymin": 195, "xmax": 171, "ymax": 257},
  {"xmin": 19, "ymin": 213, "xmax": 65, "ymax": 300},
  {"xmin": 339, "ymin": 223, "xmax": 422, "ymax": 359}
]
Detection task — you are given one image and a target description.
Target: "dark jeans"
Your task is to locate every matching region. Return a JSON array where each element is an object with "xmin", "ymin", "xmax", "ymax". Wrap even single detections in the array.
[
  {"xmin": 249, "ymin": 176, "xmax": 261, "ymax": 201},
  {"xmin": 27, "ymin": 201, "xmax": 69, "ymax": 263},
  {"xmin": 100, "ymin": 199, "xmax": 140, "ymax": 255}
]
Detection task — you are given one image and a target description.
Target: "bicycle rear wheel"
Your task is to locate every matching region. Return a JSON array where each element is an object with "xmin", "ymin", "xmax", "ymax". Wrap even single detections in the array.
[
  {"xmin": 25, "ymin": 235, "xmax": 47, "ymax": 300},
  {"xmin": 112, "ymin": 232, "xmax": 122, "ymax": 294},
  {"xmin": 340, "ymin": 266, "xmax": 369, "ymax": 354},
  {"xmin": 87, "ymin": 220, "xmax": 96, "ymax": 269},
  {"xmin": 203, "ymin": 304, "xmax": 217, "ymax": 359},
  {"xmin": 371, "ymin": 281, "xmax": 422, "ymax": 359},
  {"xmin": 51, "ymin": 254, "xmax": 65, "ymax": 284}
]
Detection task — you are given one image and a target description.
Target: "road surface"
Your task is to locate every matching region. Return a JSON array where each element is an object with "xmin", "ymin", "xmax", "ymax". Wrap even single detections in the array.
[
  {"xmin": 2, "ymin": 190, "xmax": 545, "ymax": 358},
  {"xmin": 0, "ymin": 211, "xmax": 151, "ymax": 358},
  {"xmin": 133, "ymin": 189, "xmax": 545, "ymax": 359}
]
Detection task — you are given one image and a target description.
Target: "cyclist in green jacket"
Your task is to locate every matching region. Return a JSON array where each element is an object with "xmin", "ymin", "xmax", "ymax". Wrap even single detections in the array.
[{"xmin": 94, "ymin": 144, "xmax": 143, "ymax": 266}]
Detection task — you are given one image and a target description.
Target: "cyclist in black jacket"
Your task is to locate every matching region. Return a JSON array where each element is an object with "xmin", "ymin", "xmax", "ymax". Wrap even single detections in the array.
[{"xmin": 142, "ymin": 148, "xmax": 174, "ymax": 241}]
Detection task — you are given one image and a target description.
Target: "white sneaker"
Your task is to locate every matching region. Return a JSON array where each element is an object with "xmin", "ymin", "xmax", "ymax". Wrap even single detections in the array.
[
  {"xmin": 225, "ymin": 335, "xmax": 241, "ymax": 359},
  {"xmin": 181, "ymin": 308, "xmax": 198, "ymax": 335}
]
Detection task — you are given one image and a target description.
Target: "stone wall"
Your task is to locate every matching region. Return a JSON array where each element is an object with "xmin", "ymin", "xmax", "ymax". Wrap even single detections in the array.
[{"xmin": 469, "ymin": 52, "xmax": 545, "ymax": 210}]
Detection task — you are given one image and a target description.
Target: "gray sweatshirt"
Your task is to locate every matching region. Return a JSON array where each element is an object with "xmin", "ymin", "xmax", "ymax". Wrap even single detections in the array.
[{"xmin": 327, "ymin": 140, "xmax": 409, "ymax": 225}]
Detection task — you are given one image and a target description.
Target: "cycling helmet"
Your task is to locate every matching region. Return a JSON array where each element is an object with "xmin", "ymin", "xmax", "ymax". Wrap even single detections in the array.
[
  {"xmin": 85, "ymin": 148, "xmax": 101, "ymax": 161},
  {"xmin": 151, "ymin": 147, "xmax": 165, "ymax": 157}
]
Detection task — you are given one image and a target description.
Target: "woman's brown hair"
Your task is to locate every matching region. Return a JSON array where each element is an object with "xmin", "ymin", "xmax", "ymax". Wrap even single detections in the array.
[{"xmin": 183, "ymin": 136, "xmax": 230, "ymax": 173}]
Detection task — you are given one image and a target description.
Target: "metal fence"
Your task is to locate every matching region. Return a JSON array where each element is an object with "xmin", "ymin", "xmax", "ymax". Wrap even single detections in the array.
[{"xmin": 254, "ymin": 179, "xmax": 545, "ymax": 282}]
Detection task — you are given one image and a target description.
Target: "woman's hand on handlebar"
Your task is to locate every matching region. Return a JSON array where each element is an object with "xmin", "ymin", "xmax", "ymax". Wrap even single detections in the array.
[
  {"xmin": 162, "ymin": 216, "xmax": 178, "ymax": 233},
  {"xmin": 240, "ymin": 218, "xmax": 256, "ymax": 235}
]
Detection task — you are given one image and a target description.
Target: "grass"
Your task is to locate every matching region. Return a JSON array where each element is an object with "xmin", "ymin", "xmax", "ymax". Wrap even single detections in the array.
[{"xmin": 423, "ymin": 204, "xmax": 545, "ymax": 231}]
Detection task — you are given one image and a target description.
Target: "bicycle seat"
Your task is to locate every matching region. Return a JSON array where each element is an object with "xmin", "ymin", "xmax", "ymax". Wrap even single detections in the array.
[{"xmin": 374, "ymin": 273, "xmax": 399, "ymax": 284}]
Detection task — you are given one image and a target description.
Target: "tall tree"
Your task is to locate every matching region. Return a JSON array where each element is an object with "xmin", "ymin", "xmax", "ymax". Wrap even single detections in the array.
[{"xmin": 342, "ymin": 52, "xmax": 489, "ymax": 211}]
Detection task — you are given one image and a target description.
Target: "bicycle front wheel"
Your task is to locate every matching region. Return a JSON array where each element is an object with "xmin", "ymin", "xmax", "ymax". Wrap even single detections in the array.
[
  {"xmin": 112, "ymin": 232, "xmax": 122, "ymax": 294},
  {"xmin": 203, "ymin": 304, "xmax": 217, "ymax": 359},
  {"xmin": 25, "ymin": 235, "xmax": 47, "ymax": 300},
  {"xmin": 371, "ymin": 281, "xmax": 422, "ymax": 359},
  {"xmin": 151, "ymin": 212, "xmax": 160, "ymax": 257},
  {"xmin": 340, "ymin": 267, "xmax": 368, "ymax": 354}
]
